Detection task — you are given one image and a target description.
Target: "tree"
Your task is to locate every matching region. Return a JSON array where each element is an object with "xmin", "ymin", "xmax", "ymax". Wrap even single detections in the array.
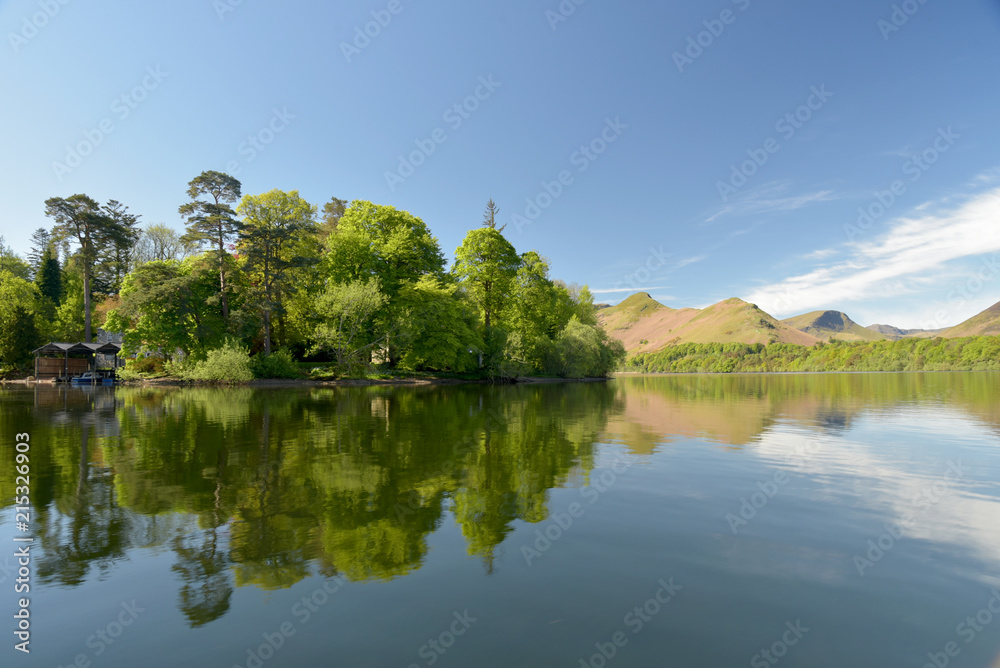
[
  {"xmin": 236, "ymin": 190, "xmax": 317, "ymax": 354},
  {"xmin": 452, "ymin": 228, "xmax": 520, "ymax": 329},
  {"xmin": 324, "ymin": 201, "xmax": 445, "ymax": 364},
  {"xmin": 0, "ymin": 236, "xmax": 31, "ymax": 281},
  {"xmin": 52, "ymin": 260, "xmax": 86, "ymax": 341},
  {"xmin": 133, "ymin": 223, "xmax": 193, "ymax": 265},
  {"xmin": 106, "ymin": 256, "xmax": 237, "ymax": 359},
  {"xmin": 35, "ymin": 244, "xmax": 63, "ymax": 307},
  {"xmin": 45, "ymin": 194, "xmax": 128, "ymax": 342},
  {"xmin": 95, "ymin": 200, "xmax": 141, "ymax": 295},
  {"xmin": 319, "ymin": 196, "xmax": 349, "ymax": 238},
  {"xmin": 396, "ymin": 276, "xmax": 482, "ymax": 372},
  {"xmin": 504, "ymin": 251, "xmax": 560, "ymax": 372},
  {"xmin": 553, "ymin": 316, "xmax": 626, "ymax": 378},
  {"xmin": 325, "ymin": 201, "xmax": 445, "ymax": 298},
  {"xmin": 0, "ymin": 271, "xmax": 42, "ymax": 368},
  {"xmin": 179, "ymin": 171, "xmax": 242, "ymax": 321},
  {"xmin": 27, "ymin": 228, "xmax": 52, "ymax": 278},
  {"xmin": 481, "ymin": 198, "xmax": 505, "ymax": 232},
  {"xmin": 310, "ymin": 279, "xmax": 386, "ymax": 371}
]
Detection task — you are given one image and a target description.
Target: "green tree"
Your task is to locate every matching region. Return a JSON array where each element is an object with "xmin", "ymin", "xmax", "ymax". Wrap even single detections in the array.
[
  {"xmin": 553, "ymin": 316, "xmax": 626, "ymax": 378},
  {"xmin": 319, "ymin": 196, "xmax": 349, "ymax": 238},
  {"xmin": 396, "ymin": 276, "xmax": 482, "ymax": 372},
  {"xmin": 324, "ymin": 201, "xmax": 445, "ymax": 364},
  {"xmin": 27, "ymin": 227, "xmax": 52, "ymax": 278},
  {"xmin": 106, "ymin": 256, "xmax": 235, "ymax": 359},
  {"xmin": 236, "ymin": 190, "xmax": 318, "ymax": 354},
  {"xmin": 0, "ymin": 271, "xmax": 42, "ymax": 368},
  {"xmin": 311, "ymin": 278, "xmax": 386, "ymax": 371},
  {"xmin": 179, "ymin": 171, "xmax": 242, "ymax": 321},
  {"xmin": 35, "ymin": 244, "xmax": 63, "ymax": 306},
  {"xmin": 0, "ymin": 236, "xmax": 31, "ymax": 281},
  {"xmin": 95, "ymin": 200, "xmax": 141, "ymax": 294},
  {"xmin": 452, "ymin": 227, "xmax": 520, "ymax": 330},
  {"xmin": 45, "ymin": 194, "xmax": 130, "ymax": 342}
]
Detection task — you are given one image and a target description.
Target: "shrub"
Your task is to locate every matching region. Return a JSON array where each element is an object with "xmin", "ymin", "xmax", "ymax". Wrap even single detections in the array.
[
  {"xmin": 185, "ymin": 341, "xmax": 253, "ymax": 383},
  {"xmin": 125, "ymin": 354, "xmax": 165, "ymax": 375},
  {"xmin": 250, "ymin": 349, "xmax": 300, "ymax": 379}
]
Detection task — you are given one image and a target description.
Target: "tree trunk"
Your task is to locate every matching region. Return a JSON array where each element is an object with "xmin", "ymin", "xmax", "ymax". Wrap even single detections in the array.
[
  {"xmin": 263, "ymin": 256, "xmax": 272, "ymax": 354},
  {"xmin": 218, "ymin": 232, "xmax": 229, "ymax": 321},
  {"xmin": 83, "ymin": 265, "xmax": 92, "ymax": 343}
]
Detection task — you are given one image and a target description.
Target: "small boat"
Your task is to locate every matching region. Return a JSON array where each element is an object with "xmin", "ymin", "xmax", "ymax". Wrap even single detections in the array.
[{"xmin": 71, "ymin": 372, "xmax": 118, "ymax": 385}]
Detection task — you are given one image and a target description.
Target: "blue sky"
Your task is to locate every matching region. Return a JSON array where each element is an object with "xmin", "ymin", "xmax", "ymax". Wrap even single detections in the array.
[{"xmin": 2, "ymin": 0, "xmax": 999, "ymax": 328}]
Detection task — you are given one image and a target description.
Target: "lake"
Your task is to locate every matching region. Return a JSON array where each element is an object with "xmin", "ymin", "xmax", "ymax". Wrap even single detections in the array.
[{"xmin": 2, "ymin": 373, "xmax": 1000, "ymax": 667}]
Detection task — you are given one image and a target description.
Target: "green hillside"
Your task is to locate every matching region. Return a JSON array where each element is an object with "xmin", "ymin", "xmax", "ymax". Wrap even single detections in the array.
[{"xmin": 942, "ymin": 301, "xmax": 1000, "ymax": 337}]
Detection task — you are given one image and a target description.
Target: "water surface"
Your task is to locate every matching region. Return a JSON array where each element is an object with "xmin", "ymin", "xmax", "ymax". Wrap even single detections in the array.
[{"xmin": 2, "ymin": 374, "xmax": 999, "ymax": 667}]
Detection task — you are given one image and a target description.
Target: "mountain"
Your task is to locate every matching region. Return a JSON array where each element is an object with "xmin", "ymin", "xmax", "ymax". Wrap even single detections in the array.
[
  {"xmin": 941, "ymin": 301, "xmax": 1000, "ymax": 338},
  {"xmin": 865, "ymin": 324, "xmax": 945, "ymax": 340},
  {"xmin": 597, "ymin": 293, "xmax": 820, "ymax": 352},
  {"xmin": 781, "ymin": 310, "xmax": 886, "ymax": 342}
]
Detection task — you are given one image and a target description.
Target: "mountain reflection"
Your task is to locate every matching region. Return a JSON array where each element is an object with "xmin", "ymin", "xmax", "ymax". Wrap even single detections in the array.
[{"xmin": 1, "ymin": 373, "xmax": 998, "ymax": 627}]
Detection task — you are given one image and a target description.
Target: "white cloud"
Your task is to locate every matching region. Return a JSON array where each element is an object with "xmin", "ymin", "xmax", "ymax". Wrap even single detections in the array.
[
  {"xmin": 744, "ymin": 186, "xmax": 1000, "ymax": 318},
  {"xmin": 704, "ymin": 182, "xmax": 838, "ymax": 224}
]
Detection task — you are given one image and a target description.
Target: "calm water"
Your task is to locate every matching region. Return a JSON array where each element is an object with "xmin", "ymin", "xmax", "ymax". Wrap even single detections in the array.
[{"xmin": 2, "ymin": 374, "xmax": 1000, "ymax": 667}]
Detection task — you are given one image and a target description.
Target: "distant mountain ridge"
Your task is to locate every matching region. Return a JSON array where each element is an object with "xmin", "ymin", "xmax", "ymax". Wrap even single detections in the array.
[
  {"xmin": 597, "ymin": 293, "xmax": 820, "ymax": 352},
  {"xmin": 865, "ymin": 324, "xmax": 945, "ymax": 340},
  {"xmin": 597, "ymin": 295, "xmax": 1000, "ymax": 355},
  {"xmin": 780, "ymin": 310, "xmax": 885, "ymax": 342}
]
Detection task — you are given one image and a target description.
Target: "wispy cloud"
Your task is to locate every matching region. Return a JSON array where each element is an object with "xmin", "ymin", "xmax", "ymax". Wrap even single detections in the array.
[
  {"xmin": 703, "ymin": 182, "xmax": 838, "ymax": 224},
  {"xmin": 744, "ymin": 185, "xmax": 1000, "ymax": 317},
  {"xmin": 675, "ymin": 255, "xmax": 707, "ymax": 269}
]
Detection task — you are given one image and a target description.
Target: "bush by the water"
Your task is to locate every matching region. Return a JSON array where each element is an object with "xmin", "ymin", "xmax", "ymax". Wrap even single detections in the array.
[
  {"xmin": 250, "ymin": 349, "xmax": 300, "ymax": 379},
  {"xmin": 184, "ymin": 341, "xmax": 254, "ymax": 383}
]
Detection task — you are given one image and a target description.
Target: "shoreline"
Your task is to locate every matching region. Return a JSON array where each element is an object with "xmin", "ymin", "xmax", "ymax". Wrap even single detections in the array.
[{"xmin": 0, "ymin": 375, "xmax": 615, "ymax": 388}]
